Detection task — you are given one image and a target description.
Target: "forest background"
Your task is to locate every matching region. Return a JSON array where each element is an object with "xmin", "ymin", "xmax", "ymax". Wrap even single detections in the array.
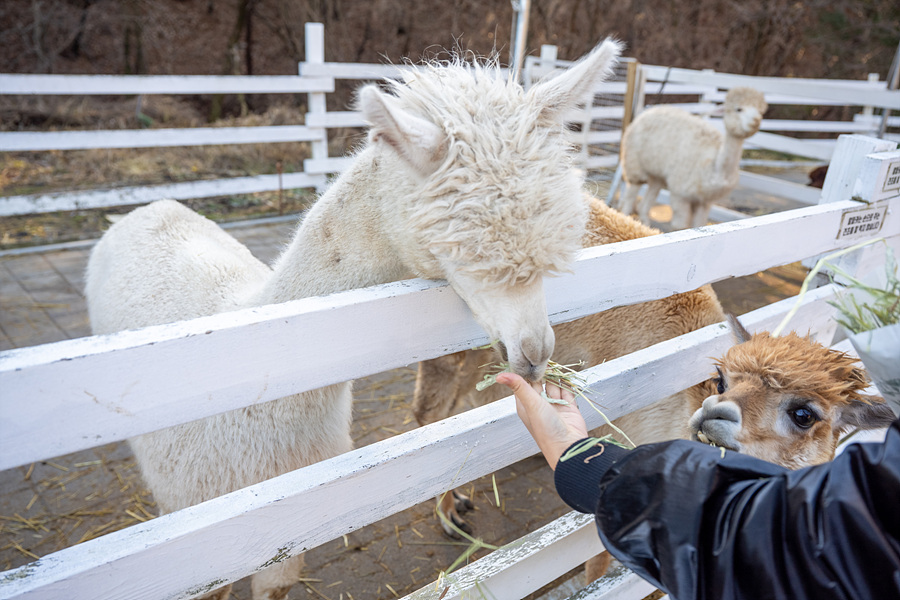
[{"xmin": 2, "ymin": 0, "xmax": 899, "ymax": 120}]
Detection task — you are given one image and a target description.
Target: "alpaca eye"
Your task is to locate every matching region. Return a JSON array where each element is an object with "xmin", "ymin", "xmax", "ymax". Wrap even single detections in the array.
[
  {"xmin": 714, "ymin": 367, "xmax": 726, "ymax": 394},
  {"xmin": 790, "ymin": 407, "xmax": 818, "ymax": 429},
  {"xmin": 736, "ymin": 107, "xmax": 743, "ymax": 112}
]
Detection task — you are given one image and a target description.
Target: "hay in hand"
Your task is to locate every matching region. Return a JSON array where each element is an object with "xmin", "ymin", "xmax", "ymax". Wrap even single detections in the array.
[
  {"xmin": 476, "ymin": 358, "xmax": 637, "ymax": 449},
  {"xmin": 475, "ymin": 359, "xmax": 586, "ymax": 405}
]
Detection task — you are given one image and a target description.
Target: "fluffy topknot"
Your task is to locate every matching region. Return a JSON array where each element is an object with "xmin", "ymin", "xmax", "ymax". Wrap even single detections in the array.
[{"xmin": 717, "ymin": 331, "xmax": 872, "ymax": 405}]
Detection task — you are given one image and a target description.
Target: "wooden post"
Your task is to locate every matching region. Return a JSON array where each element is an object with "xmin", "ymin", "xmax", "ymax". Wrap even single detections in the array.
[
  {"xmin": 304, "ymin": 22, "xmax": 329, "ymax": 193},
  {"xmin": 861, "ymin": 73, "xmax": 880, "ymax": 121},
  {"xmin": 819, "ymin": 134, "xmax": 896, "ymax": 206},
  {"xmin": 621, "ymin": 59, "xmax": 639, "ymax": 131},
  {"xmin": 806, "ymin": 135, "xmax": 900, "ymax": 343}
]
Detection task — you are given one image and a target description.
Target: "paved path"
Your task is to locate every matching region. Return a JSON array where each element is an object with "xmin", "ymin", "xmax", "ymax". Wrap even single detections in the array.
[{"xmin": 0, "ymin": 217, "xmax": 805, "ymax": 599}]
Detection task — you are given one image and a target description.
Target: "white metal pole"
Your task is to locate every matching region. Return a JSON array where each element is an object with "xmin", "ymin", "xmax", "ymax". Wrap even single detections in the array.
[{"xmin": 510, "ymin": 0, "xmax": 530, "ymax": 83}]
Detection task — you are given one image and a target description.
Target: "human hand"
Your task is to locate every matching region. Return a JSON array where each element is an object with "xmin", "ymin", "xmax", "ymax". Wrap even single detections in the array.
[{"xmin": 496, "ymin": 373, "xmax": 589, "ymax": 470}]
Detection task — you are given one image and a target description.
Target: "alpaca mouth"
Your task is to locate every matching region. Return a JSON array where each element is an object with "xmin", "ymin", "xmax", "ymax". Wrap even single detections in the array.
[{"xmin": 694, "ymin": 428, "xmax": 739, "ymax": 452}]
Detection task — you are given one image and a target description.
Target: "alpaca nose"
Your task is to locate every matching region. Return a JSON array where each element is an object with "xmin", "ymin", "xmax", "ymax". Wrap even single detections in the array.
[
  {"xmin": 519, "ymin": 331, "xmax": 553, "ymax": 382},
  {"xmin": 689, "ymin": 396, "xmax": 742, "ymax": 450}
]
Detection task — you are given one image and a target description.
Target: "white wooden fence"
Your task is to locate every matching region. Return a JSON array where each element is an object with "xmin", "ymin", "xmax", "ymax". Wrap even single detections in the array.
[
  {"xmin": 2, "ymin": 21, "xmax": 900, "ymax": 598},
  {"xmin": 3, "ymin": 22, "xmax": 899, "ymax": 220},
  {"xmin": 525, "ymin": 47, "xmax": 899, "ymax": 168},
  {"xmin": 1, "ymin": 133, "xmax": 898, "ymax": 599},
  {"xmin": 522, "ymin": 43, "xmax": 900, "ymax": 223}
]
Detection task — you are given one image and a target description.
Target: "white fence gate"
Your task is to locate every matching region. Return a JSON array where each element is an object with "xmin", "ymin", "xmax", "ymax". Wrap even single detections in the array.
[{"xmin": 1, "ymin": 21, "xmax": 900, "ymax": 600}]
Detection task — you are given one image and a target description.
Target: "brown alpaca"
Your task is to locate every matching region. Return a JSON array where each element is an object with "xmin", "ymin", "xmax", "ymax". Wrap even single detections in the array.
[
  {"xmin": 583, "ymin": 315, "xmax": 896, "ymax": 584},
  {"xmin": 690, "ymin": 314, "xmax": 895, "ymax": 469},
  {"xmin": 413, "ymin": 197, "xmax": 727, "ymax": 536}
]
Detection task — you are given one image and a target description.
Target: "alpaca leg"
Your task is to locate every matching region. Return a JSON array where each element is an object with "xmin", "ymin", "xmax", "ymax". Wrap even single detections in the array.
[
  {"xmin": 690, "ymin": 200, "xmax": 714, "ymax": 228},
  {"xmin": 413, "ymin": 352, "xmax": 468, "ymax": 427},
  {"xmin": 615, "ymin": 180, "xmax": 641, "ymax": 216},
  {"xmin": 437, "ymin": 489, "xmax": 475, "ymax": 537},
  {"xmin": 416, "ymin": 349, "xmax": 497, "ymax": 537},
  {"xmin": 584, "ymin": 552, "xmax": 612, "ymax": 583},
  {"xmin": 668, "ymin": 194, "xmax": 693, "ymax": 230},
  {"xmin": 637, "ymin": 180, "xmax": 663, "ymax": 225},
  {"xmin": 250, "ymin": 554, "xmax": 306, "ymax": 600},
  {"xmin": 416, "ymin": 350, "xmax": 480, "ymax": 535}
]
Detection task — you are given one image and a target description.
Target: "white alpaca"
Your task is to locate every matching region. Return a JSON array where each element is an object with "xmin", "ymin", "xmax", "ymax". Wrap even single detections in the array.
[
  {"xmin": 85, "ymin": 39, "xmax": 621, "ymax": 600},
  {"xmin": 613, "ymin": 87, "xmax": 768, "ymax": 229}
]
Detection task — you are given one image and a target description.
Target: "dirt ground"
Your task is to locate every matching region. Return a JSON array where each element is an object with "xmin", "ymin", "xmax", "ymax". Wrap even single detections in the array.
[{"xmin": 0, "ymin": 175, "xmax": 812, "ymax": 599}]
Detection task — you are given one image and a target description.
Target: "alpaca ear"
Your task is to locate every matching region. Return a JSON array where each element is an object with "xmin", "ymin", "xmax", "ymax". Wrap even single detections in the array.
[
  {"xmin": 527, "ymin": 37, "xmax": 622, "ymax": 123},
  {"xmin": 358, "ymin": 84, "xmax": 448, "ymax": 176},
  {"xmin": 835, "ymin": 395, "xmax": 897, "ymax": 431},
  {"xmin": 726, "ymin": 313, "xmax": 753, "ymax": 344}
]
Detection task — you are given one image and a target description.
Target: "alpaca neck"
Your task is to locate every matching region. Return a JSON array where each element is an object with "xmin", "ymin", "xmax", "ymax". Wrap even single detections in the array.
[
  {"xmin": 249, "ymin": 149, "xmax": 414, "ymax": 306},
  {"xmin": 713, "ymin": 132, "xmax": 745, "ymax": 180}
]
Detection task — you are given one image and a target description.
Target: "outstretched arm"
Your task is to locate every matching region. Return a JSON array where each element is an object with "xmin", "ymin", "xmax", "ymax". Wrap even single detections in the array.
[
  {"xmin": 572, "ymin": 426, "xmax": 900, "ymax": 600},
  {"xmin": 497, "ymin": 374, "xmax": 900, "ymax": 600}
]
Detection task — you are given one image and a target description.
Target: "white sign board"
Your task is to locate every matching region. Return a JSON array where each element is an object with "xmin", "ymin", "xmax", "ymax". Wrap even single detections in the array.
[
  {"xmin": 881, "ymin": 158, "xmax": 900, "ymax": 196},
  {"xmin": 836, "ymin": 204, "xmax": 888, "ymax": 239}
]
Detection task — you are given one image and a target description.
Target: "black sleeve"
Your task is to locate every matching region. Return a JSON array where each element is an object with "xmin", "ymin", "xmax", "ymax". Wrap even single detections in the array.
[{"xmin": 554, "ymin": 419, "xmax": 900, "ymax": 600}]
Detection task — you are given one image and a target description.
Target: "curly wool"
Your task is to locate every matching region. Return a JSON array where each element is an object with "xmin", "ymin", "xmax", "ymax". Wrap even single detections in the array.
[
  {"xmin": 384, "ymin": 57, "xmax": 588, "ymax": 286},
  {"xmin": 716, "ymin": 331, "xmax": 872, "ymax": 406}
]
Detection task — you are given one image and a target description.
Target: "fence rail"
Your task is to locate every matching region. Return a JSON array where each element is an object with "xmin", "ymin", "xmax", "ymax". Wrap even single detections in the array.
[
  {"xmin": 3, "ymin": 31, "xmax": 899, "ymax": 218},
  {"xmin": 0, "ymin": 281, "xmax": 864, "ymax": 600},
  {"xmin": 0, "ymin": 125, "xmax": 322, "ymax": 152},
  {"xmin": 4, "ymin": 196, "xmax": 896, "ymax": 470},
  {"xmin": 0, "ymin": 73, "xmax": 333, "ymax": 95}
]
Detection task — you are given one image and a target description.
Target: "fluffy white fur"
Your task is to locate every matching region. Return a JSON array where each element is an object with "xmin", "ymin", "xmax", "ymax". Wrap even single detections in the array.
[
  {"xmin": 85, "ymin": 39, "xmax": 621, "ymax": 600},
  {"xmin": 614, "ymin": 87, "xmax": 768, "ymax": 229}
]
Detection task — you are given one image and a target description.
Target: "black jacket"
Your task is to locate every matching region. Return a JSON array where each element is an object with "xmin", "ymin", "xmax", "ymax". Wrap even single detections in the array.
[{"xmin": 554, "ymin": 418, "xmax": 900, "ymax": 600}]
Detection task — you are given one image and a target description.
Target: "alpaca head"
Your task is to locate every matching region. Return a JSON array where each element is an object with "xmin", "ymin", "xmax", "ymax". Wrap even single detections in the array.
[
  {"xmin": 689, "ymin": 314, "xmax": 895, "ymax": 469},
  {"xmin": 358, "ymin": 39, "xmax": 622, "ymax": 380},
  {"xmin": 721, "ymin": 87, "xmax": 767, "ymax": 139}
]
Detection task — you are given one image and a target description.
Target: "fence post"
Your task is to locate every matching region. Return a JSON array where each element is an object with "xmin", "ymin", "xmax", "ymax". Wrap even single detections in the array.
[
  {"xmin": 632, "ymin": 64, "xmax": 647, "ymax": 116},
  {"xmin": 622, "ymin": 59, "xmax": 639, "ymax": 131},
  {"xmin": 304, "ymin": 22, "xmax": 329, "ymax": 193},
  {"xmin": 819, "ymin": 134, "xmax": 896, "ymax": 206},
  {"xmin": 538, "ymin": 44, "xmax": 557, "ymax": 79},
  {"xmin": 806, "ymin": 135, "xmax": 900, "ymax": 343},
  {"xmin": 861, "ymin": 73, "xmax": 880, "ymax": 121},
  {"xmin": 698, "ymin": 68, "xmax": 719, "ymax": 117}
]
